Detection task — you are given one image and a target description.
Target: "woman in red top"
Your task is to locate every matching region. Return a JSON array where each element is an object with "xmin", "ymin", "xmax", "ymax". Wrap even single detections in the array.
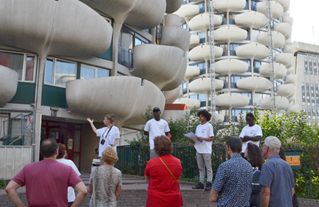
[{"xmin": 144, "ymin": 135, "xmax": 183, "ymax": 207}]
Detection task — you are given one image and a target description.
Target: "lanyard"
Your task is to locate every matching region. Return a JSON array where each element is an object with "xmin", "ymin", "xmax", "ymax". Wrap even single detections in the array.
[{"xmin": 102, "ymin": 125, "xmax": 113, "ymax": 140}]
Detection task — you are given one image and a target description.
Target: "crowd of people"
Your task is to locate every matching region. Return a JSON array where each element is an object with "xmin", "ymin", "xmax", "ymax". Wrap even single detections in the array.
[{"xmin": 5, "ymin": 108, "xmax": 297, "ymax": 207}]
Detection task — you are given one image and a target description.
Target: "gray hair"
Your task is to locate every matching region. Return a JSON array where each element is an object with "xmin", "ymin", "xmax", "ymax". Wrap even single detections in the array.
[{"xmin": 264, "ymin": 136, "xmax": 281, "ymax": 153}]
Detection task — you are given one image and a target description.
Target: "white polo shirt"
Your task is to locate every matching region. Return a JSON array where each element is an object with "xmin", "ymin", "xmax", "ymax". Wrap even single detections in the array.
[
  {"xmin": 194, "ymin": 122, "xmax": 214, "ymax": 154},
  {"xmin": 96, "ymin": 126, "xmax": 120, "ymax": 157},
  {"xmin": 239, "ymin": 124, "xmax": 262, "ymax": 152},
  {"xmin": 144, "ymin": 118, "xmax": 170, "ymax": 149}
]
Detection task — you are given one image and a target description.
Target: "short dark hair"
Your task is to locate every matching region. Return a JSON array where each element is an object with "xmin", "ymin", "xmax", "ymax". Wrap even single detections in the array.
[
  {"xmin": 246, "ymin": 143, "xmax": 264, "ymax": 169},
  {"xmin": 40, "ymin": 138, "xmax": 58, "ymax": 158},
  {"xmin": 226, "ymin": 137, "xmax": 242, "ymax": 153},
  {"xmin": 197, "ymin": 110, "xmax": 212, "ymax": 121},
  {"xmin": 246, "ymin": 113, "xmax": 254, "ymax": 119},
  {"xmin": 154, "ymin": 135, "xmax": 173, "ymax": 156},
  {"xmin": 57, "ymin": 143, "xmax": 66, "ymax": 159}
]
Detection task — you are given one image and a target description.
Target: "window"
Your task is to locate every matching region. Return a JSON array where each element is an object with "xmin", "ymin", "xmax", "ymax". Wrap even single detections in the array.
[
  {"xmin": 301, "ymin": 82, "xmax": 304, "ymax": 86},
  {"xmin": 304, "ymin": 58, "xmax": 308, "ymax": 62},
  {"xmin": 0, "ymin": 51, "xmax": 36, "ymax": 81},
  {"xmin": 81, "ymin": 65, "xmax": 109, "ymax": 79},
  {"xmin": 198, "ymin": 94, "xmax": 206, "ymax": 101},
  {"xmin": 190, "ymin": 95, "xmax": 197, "ymax": 99},
  {"xmin": 44, "ymin": 58, "xmax": 76, "ymax": 87},
  {"xmin": 230, "ymin": 75, "xmax": 248, "ymax": 88},
  {"xmin": 190, "ymin": 62, "xmax": 206, "ymax": 75},
  {"xmin": 307, "ymin": 102, "xmax": 310, "ymax": 106},
  {"xmin": 303, "ymin": 102, "xmax": 306, "ymax": 106}
]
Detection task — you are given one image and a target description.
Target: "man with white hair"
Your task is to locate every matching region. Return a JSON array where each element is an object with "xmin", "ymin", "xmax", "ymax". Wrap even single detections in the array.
[{"xmin": 259, "ymin": 136, "xmax": 295, "ymax": 207}]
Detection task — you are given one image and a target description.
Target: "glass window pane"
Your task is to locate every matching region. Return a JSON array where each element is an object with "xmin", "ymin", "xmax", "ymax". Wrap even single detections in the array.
[
  {"xmin": 81, "ymin": 66, "xmax": 95, "ymax": 79},
  {"xmin": 55, "ymin": 60, "xmax": 76, "ymax": 87},
  {"xmin": 97, "ymin": 69, "xmax": 109, "ymax": 78},
  {"xmin": 45, "ymin": 59, "xmax": 54, "ymax": 84},
  {"xmin": 0, "ymin": 52, "xmax": 24, "ymax": 80},
  {"xmin": 74, "ymin": 130, "xmax": 81, "ymax": 152},
  {"xmin": 25, "ymin": 56, "xmax": 35, "ymax": 81}
]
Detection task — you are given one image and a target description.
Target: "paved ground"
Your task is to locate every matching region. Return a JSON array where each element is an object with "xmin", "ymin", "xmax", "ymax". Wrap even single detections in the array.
[{"xmin": 1, "ymin": 173, "xmax": 318, "ymax": 207}]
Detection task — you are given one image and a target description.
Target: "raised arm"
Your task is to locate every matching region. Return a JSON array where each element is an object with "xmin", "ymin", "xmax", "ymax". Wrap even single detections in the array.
[
  {"xmin": 87, "ymin": 118, "xmax": 97, "ymax": 133},
  {"xmin": 71, "ymin": 182, "xmax": 87, "ymax": 207},
  {"xmin": 6, "ymin": 181, "xmax": 25, "ymax": 207}
]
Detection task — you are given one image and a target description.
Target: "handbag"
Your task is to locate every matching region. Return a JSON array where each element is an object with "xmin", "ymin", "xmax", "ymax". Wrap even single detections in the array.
[{"xmin": 158, "ymin": 157, "xmax": 180, "ymax": 189}]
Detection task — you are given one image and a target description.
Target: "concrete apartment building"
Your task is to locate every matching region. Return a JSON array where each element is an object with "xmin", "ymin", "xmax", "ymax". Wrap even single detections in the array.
[
  {"xmin": 293, "ymin": 42, "xmax": 319, "ymax": 125},
  {"xmin": 174, "ymin": 0, "xmax": 298, "ymax": 122},
  {"xmin": 0, "ymin": 0, "xmax": 190, "ymax": 177}
]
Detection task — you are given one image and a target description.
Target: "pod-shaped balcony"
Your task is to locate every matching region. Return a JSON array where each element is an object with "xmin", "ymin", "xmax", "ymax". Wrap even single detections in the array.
[
  {"xmin": 215, "ymin": 26, "xmax": 248, "ymax": 43},
  {"xmin": 185, "ymin": 66, "xmax": 200, "ymax": 79},
  {"xmin": 286, "ymin": 104, "xmax": 300, "ymax": 114},
  {"xmin": 288, "ymin": 95, "xmax": 295, "ymax": 103},
  {"xmin": 161, "ymin": 26, "xmax": 191, "ymax": 51},
  {"xmin": 258, "ymin": 31, "xmax": 285, "ymax": 48},
  {"xmin": 174, "ymin": 98, "xmax": 201, "ymax": 109},
  {"xmin": 283, "ymin": 45, "xmax": 295, "ymax": 54},
  {"xmin": 189, "ymin": 13, "xmax": 223, "ymax": 31},
  {"xmin": 286, "ymin": 38, "xmax": 292, "ymax": 45},
  {"xmin": 283, "ymin": 14, "xmax": 293, "ymax": 25},
  {"xmin": 276, "ymin": 53, "xmax": 294, "ymax": 68},
  {"xmin": 189, "ymin": 44, "xmax": 223, "ymax": 62},
  {"xmin": 275, "ymin": 0, "xmax": 290, "ymax": 12},
  {"xmin": 131, "ymin": 44, "xmax": 187, "ymax": 91},
  {"xmin": 66, "ymin": 76, "xmax": 165, "ymax": 126},
  {"xmin": 189, "ymin": 78, "xmax": 224, "ymax": 93},
  {"xmin": 1, "ymin": 0, "xmax": 113, "ymax": 57},
  {"xmin": 165, "ymin": 14, "xmax": 182, "ymax": 26},
  {"xmin": 274, "ymin": 23, "xmax": 292, "ymax": 40},
  {"xmin": 235, "ymin": 43, "xmax": 269, "ymax": 60},
  {"xmin": 236, "ymin": 77, "xmax": 272, "ymax": 92},
  {"xmin": 259, "ymin": 63, "xmax": 287, "ymax": 79},
  {"xmin": 257, "ymin": 1, "xmax": 283, "ymax": 19},
  {"xmin": 174, "ymin": 4, "xmax": 199, "ymax": 21},
  {"xmin": 277, "ymin": 84, "xmax": 295, "ymax": 97},
  {"xmin": 216, "ymin": 93, "xmax": 250, "ymax": 107},
  {"xmin": 164, "ymin": 86, "xmax": 182, "ymax": 104},
  {"xmin": 189, "ymin": 35, "xmax": 200, "ymax": 49},
  {"xmin": 287, "ymin": 67, "xmax": 293, "ymax": 74},
  {"xmin": 214, "ymin": 0, "xmax": 246, "ymax": 12},
  {"xmin": 260, "ymin": 96, "xmax": 289, "ymax": 110},
  {"xmin": 235, "ymin": 11, "xmax": 267, "ymax": 28},
  {"xmin": 166, "ymin": 0, "xmax": 183, "ymax": 14},
  {"xmin": 215, "ymin": 59, "xmax": 249, "ymax": 75},
  {"xmin": 284, "ymin": 74, "xmax": 297, "ymax": 84},
  {"xmin": 0, "ymin": 66, "xmax": 18, "ymax": 106}
]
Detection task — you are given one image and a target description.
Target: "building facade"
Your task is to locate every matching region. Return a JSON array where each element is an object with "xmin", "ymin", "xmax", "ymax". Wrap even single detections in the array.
[
  {"xmin": 0, "ymin": 0, "xmax": 189, "ymax": 176},
  {"xmin": 293, "ymin": 42, "xmax": 319, "ymax": 125},
  {"xmin": 174, "ymin": 0, "xmax": 298, "ymax": 122}
]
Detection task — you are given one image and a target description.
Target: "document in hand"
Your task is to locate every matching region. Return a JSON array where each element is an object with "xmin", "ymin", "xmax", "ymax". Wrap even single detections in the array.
[{"xmin": 183, "ymin": 132, "xmax": 201, "ymax": 144}]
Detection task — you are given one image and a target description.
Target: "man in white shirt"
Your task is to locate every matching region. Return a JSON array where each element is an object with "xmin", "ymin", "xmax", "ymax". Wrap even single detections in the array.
[
  {"xmin": 239, "ymin": 113, "xmax": 262, "ymax": 157},
  {"xmin": 144, "ymin": 107, "xmax": 170, "ymax": 159},
  {"xmin": 192, "ymin": 110, "xmax": 214, "ymax": 191}
]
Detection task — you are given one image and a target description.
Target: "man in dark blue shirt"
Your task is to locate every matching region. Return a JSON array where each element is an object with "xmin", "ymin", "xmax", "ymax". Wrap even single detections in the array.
[
  {"xmin": 259, "ymin": 136, "xmax": 295, "ymax": 207},
  {"xmin": 210, "ymin": 137, "xmax": 253, "ymax": 206}
]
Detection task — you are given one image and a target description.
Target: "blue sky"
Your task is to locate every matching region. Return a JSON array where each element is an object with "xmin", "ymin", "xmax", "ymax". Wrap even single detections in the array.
[{"xmin": 290, "ymin": 0, "xmax": 319, "ymax": 45}]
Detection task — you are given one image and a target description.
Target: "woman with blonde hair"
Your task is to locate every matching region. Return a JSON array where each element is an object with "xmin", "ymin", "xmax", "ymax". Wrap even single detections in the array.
[
  {"xmin": 87, "ymin": 114, "xmax": 120, "ymax": 159},
  {"xmin": 145, "ymin": 135, "xmax": 183, "ymax": 207},
  {"xmin": 89, "ymin": 147, "xmax": 122, "ymax": 207}
]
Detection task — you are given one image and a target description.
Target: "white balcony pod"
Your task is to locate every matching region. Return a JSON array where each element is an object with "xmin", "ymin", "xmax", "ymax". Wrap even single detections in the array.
[
  {"xmin": 236, "ymin": 77, "xmax": 272, "ymax": 92},
  {"xmin": 286, "ymin": 104, "xmax": 300, "ymax": 114},
  {"xmin": 166, "ymin": 0, "xmax": 183, "ymax": 14},
  {"xmin": 185, "ymin": 66, "xmax": 200, "ymax": 79},
  {"xmin": 215, "ymin": 59, "xmax": 248, "ymax": 75},
  {"xmin": 276, "ymin": 53, "xmax": 294, "ymax": 68},
  {"xmin": 189, "ymin": 13, "xmax": 222, "ymax": 31},
  {"xmin": 213, "ymin": 113, "xmax": 225, "ymax": 123},
  {"xmin": 215, "ymin": 26, "xmax": 247, "ymax": 43},
  {"xmin": 285, "ymin": 38, "xmax": 292, "ymax": 45},
  {"xmin": 274, "ymin": 0, "xmax": 290, "ymax": 12},
  {"xmin": 274, "ymin": 23, "xmax": 292, "ymax": 39},
  {"xmin": 259, "ymin": 63, "xmax": 287, "ymax": 79},
  {"xmin": 283, "ymin": 45, "xmax": 295, "ymax": 54},
  {"xmin": 0, "ymin": 66, "xmax": 18, "ymax": 106},
  {"xmin": 165, "ymin": 13, "xmax": 182, "ymax": 26},
  {"xmin": 189, "ymin": 44, "xmax": 223, "ymax": 61},
  {"xmin": 214, "ymin": 0, "xmax": 246, "ymax": 12},
  {"xmin": 257, "ymin": 1, "xmax": 283, "ymax": 19},
  {"xmin": 164, "ymin": 85, "xmax": 182, "ymax": 104},
  {"xmin": 174, "ymin": 98, "xmax": 201, "ymax": 109},
  {"xmin": 258, "ymin": 31, "xmax": 285, "ymax": 48},
  {"xmin": 216, "ymin": 93, "xmax": 250, "ymax": 107},
  {"xmin": 288, "ymin": 95, "xmax": 295, "ymax": 103},
  {"xmin": 260, "ymin": 96, "xmax": 289, "ymax": 110},
  {"xmin": 189, "ymin": 78, "xmax": 224, "ymax": 93},
  {"xmin": 235, "ymin": 11, "xmax": 268, "ymax": 29},
  {"xmin": 174, "ymin": 4, "xmax": 199, "ymax": 21},
  {"xmin": 189, "ymin": 35, "xmax": 200, "ymax": 49},
  {"xmin": 286, "ymin": 67, "xmax": 293, "ymax": 74},
  {"xmin": 277, "ymin": 84, "xmax": 295, "ymax": 97},
  {"xmin": 235, "ymin": 43, "xmax": 269, "ymax": 60},
  {"xmin": 284, "ymin": 74, "xmax": 297, "ymax": 84},
  {"xmin": 283, "ymin": 13, "xmax": 293, "ymax": 25}
]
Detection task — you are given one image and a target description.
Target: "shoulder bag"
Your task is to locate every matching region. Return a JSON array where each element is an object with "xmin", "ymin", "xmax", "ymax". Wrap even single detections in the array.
[{"xmin": 158, "ymin": 157, "xmax": 180, "ymax": 189}]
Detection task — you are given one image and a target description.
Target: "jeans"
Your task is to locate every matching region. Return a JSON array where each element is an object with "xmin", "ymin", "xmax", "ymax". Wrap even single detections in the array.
[{"xmin": 196, "ymin": 152, "xmax": 213, "ymax": 183}]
